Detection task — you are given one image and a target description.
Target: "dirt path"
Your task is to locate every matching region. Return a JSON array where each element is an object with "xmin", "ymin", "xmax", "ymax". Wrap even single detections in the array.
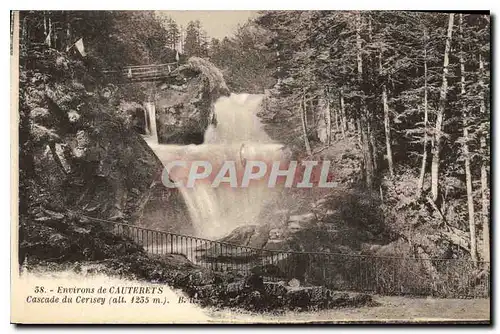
[{"xmin": 207, "ymin": 296, "xmax": 490, "ymax": 324}]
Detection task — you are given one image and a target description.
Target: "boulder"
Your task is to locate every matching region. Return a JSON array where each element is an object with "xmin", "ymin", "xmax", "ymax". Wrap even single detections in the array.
[
  {"xmin": 218, "ymin": 225, "xmax": 257, "ymax": 245},
  {"xmin": 288, "ymin": 278, "xmax": 301, "ymax": 288},
  {"xmin": 247, "ymin": 224, "xmax": 271, "ymax": 248},
  {"xmin": 155, "ymin": 57, "xmax": 230, "ymax": 145}
]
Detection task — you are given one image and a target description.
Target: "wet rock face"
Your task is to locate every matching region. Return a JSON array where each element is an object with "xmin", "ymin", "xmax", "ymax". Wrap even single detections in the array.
[{"xmin": 155, "ymin": 57, "xmax": 230, "ymax": 145}]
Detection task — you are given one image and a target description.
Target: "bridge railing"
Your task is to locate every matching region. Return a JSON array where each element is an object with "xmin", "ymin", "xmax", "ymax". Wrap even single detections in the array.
[
  {"xmin": 102, "ymin": 63, "xmax": 179, "ymax": 81},
  {"xmin": 88, "ymin": 216, "xmax": 489, "ymax": 298}
]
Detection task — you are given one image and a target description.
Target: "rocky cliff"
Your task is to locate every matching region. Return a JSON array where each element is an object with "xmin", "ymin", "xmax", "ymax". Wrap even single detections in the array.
[
  {"xmin": 154, "ymin": 57, "xmax": 230, "ymax": 144},
  {"xmin": 18, "ymin": 49, "xmax": 191, "ymax": 263}
]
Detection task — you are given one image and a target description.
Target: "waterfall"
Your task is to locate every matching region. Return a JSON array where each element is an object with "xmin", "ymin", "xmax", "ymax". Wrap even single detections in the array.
[
  {"xmin": 143, "ymin": 105, "xmax": 150, "ymax": 136},
  {"xmin": 144, "ymin": 102, "xmax": 158, "ymax": 143},
  {"xmin": 144, "ymin": 93, "xmax": 287, "ymax": 239}
]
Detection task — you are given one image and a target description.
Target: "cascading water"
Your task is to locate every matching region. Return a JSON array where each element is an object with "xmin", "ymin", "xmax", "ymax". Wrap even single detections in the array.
[
  {"xmin": 143, "ymin": 93, "xmax": 287, "ymax": 239},
  {"xmin": 144, "ymin": 102, "xmax": 158, "ymax": 143}
]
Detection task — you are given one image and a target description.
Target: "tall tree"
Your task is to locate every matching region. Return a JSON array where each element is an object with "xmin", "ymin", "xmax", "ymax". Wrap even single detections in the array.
[
  {"xmin": 183, "ymin": 20, "xmax": 200, "ymax": 57},
  {"xmin": 431, "ymin": 13, "xmax": 455, "ymax": 202},
  {"xmin": 356, "ymin": 12, "xmax": 374, "ymax": 188},
  {"xmin": 380, "ymin": 49, "xmax": 394, "ymax": 178},
  {"xmin": 479, "ymin": 53, "xmax": 490, "ymax": 264},
  {"xmin": 324, "ymin": 87, "xmax": 332, "ymax": 145},
  {"xmin": 339, "ymin": 90, "xmax": 347, "ymax": 139},
  {"xmin": 301, "ymin": 90, "xmax": 312, "ymax": 155},
  {"xmin": 417, "ymin": 27, "xmax": 430, "ymax": 197},
  {"xmin": 458, "ymin": 14, "xmax": 477, "ymax": 263}
]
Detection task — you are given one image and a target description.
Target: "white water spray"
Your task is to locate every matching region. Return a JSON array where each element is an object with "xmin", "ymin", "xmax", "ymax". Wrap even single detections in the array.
[{"xmin": 144, "ymin": 93, "xmax": 287, "ymax": 239}]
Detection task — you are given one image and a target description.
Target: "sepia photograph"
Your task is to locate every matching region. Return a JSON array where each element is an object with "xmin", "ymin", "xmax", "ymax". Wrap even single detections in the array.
[{"xmin": 10, "ymin": 9, "xmax": 491, "ymax": 324}]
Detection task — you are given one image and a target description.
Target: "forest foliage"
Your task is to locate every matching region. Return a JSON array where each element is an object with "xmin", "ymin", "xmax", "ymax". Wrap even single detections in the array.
[
  {"xmin": 202, "ymin": 11, "xmax": 491, "ymax": 263},
  {"xmin": 18, "ymin": 11, "xmax": 491, "ymax": 264},
  {"xmin": 234, "ymin": 11, "xmax": 490, "ymax": 263}
]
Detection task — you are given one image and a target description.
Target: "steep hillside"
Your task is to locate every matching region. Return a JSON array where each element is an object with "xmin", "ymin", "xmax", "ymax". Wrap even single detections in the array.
[{"xmin": 18, "ymin": 48, "xmax": 191, "ymax": 263}]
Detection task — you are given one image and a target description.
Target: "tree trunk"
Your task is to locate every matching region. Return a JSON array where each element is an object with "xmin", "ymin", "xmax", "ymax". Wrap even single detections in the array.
[
  {"xmin": 311, "ymin": 98, "xmax": 316, "ymax": 129},
  {"xmin": 303, "ymin": 94, "xmax": 308, "ymax": 129},
  {"xmin": 334, "ymin": 101, "xmax": 339, "ymax": 135},
  {"xmin": 367, "ymin": 13, "xmax": 378, "ymax": 173},
  {"xmin": 463, "ymin": 105, "xmax": 477, "ymax": 264},
  {"xmin": 361, "ymin": 116, "xmax": 373, "ymax": 188},
  {"xmin": 340, "ymin": 90, "xmax": 347, "ymax": 139},
  {"xmin": 368, "ymin": 122, "xmax": 377, "ymax": 172},
  {"xmin": 431, "ymin": 13, "xmax": 455, "ymax": 202},
  {"xmin": 367, "ymin": 13, "xmax": 377, "ymax": 173},
  {"xmin": 48, "ymin": 17, "xmax": 52, "ymax": 47},
  {"xmin": 356, "ymin": 118, "xmax": 362, "ymax": 146},
  {"xmin": 301, "ymin": 91, "xmax": 312, "ymax": 156},
  {"xmin": 325, "ymin": 88, "xmax": 332, "ymax": 146},
  {"xmin": 382, "ymin": 85, "xmax": 393, "ymax": 178},
  {"xmin": 459, "ymin": 14, "xmax": 477, "ymax": 263},
  {"xmin": 418, "ymin": 28, "xmax": 429, "ymax": 197},
  {"xmin": 380, "ymin": 49, "xmax": 393, "ymax": 178},
  {"xmin": 356, "ymin": 12, "xmax": 374, "ymax": 188},
  {"xmin": 66, "ymin": 19, "xmax": 71, "ymax": 50},
  {"xmin": 44, "ymin": 12, "xmax": 47, "ymax": 38},
  {"xmin": 479, "ymin": 54, "xmax": 490, "ymax": 264}
]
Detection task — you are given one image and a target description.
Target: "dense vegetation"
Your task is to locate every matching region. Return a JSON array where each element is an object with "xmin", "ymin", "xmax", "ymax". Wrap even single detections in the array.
[{"xmin": 206, "ymin": 11, "xmax": 491, "ymax": 265}]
